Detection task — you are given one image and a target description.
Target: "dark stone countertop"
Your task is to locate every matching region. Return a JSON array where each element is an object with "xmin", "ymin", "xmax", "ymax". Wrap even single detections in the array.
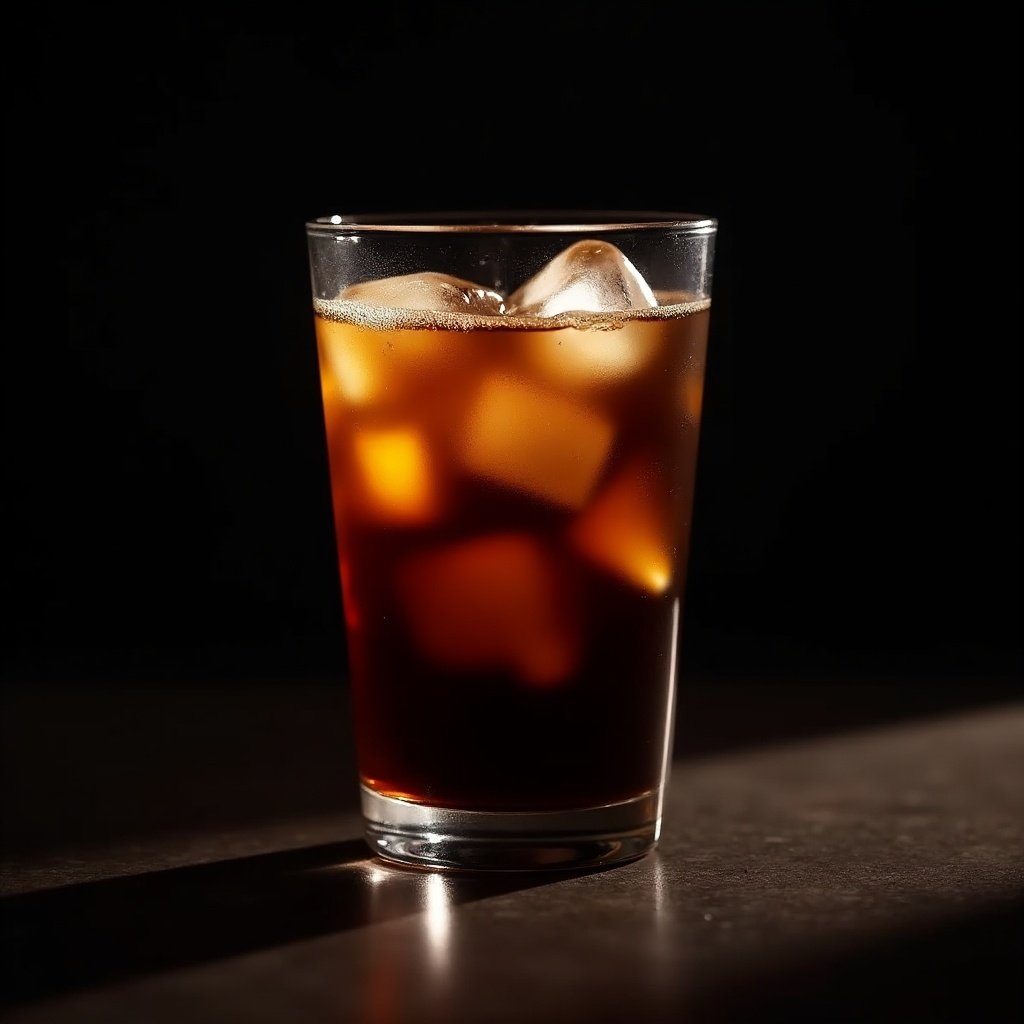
[{"xmin": 2, "ymin": 695, "xmax": 1022, "ymax": 1023}]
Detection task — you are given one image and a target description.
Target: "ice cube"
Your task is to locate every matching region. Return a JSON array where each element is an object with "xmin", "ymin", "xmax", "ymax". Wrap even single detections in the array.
[
  {"xmin": 317, "ymin": 316, "xmax": 465, "ymax": 409},
  {"xmin": 507, "ymin": 240, "xmax": 657, "ymax": 317},
  {"xmin": 353, "ymin": 426, "xmax": 439, "ymax": 523},
  {"xmin": 461, "ymin": 374, "xmax": 613, "ymax": 510},
  {"xmin": 569, "ymin": 458, "xmax": 672, "ymax": 594},
  {"xmin": 517, "ymin": 632, "xmax": 579, "ymax": 688},
  {"xmin": 399, "ymin": 534, "xmax": 578, "ymax": 687},
  {"xmin": 524, "ymin": 322, "xmax": 662, "ymax": 388},
  {"xmin": 340, "ymin": 272, "xmax": 506, "ymax": 316},
  {"xmin": 318, "ymin": 348, "xmax": 343, "ymax": 435},
  {"xmin": 317, "ymin": 317, "xmax": 385, "ymax": 406}
]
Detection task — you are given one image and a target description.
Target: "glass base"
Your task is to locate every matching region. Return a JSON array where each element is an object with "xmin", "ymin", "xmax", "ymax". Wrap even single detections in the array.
[{"xmin": 361, "ymin": 786, "xmax": 661, "ymax": 871}]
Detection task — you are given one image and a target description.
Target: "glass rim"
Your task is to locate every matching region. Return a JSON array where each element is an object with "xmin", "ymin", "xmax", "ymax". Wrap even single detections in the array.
[{"xmin": 306, "ymin": 209, "xmax": 717, "ymax": 235}]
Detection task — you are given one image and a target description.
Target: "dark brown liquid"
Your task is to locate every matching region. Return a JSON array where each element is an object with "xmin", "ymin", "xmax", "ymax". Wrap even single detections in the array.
[{"xmin": 316, "ymin": 300, "xmax": 709, "ymax": 811}]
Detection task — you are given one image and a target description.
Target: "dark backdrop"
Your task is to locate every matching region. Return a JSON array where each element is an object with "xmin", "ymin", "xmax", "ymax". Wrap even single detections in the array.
[{"xmin": 5, "ymin": 5, "xmax": 1021, "ymax": 694}]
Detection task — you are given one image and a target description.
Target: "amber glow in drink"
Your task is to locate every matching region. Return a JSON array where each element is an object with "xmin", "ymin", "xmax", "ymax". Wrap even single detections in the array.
[{"xmin": 315, "ymin": 296, "xmax": 709, "ymax": 812}]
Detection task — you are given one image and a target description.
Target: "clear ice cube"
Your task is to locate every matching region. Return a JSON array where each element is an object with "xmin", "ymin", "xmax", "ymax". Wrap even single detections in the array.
[
  {"xmin": 340, "ymin": 272, "xmax": 506, "ymax": 316},
  {"xmin": 352, "ymin": 426, "xmax": 440, "ymax": 523},
  {"xmin": 460, "ymin": 374, "xmax": 613, "ymax": 510},
  {"xmin": 569, "ymin": 458, "xmax": 672, "ymax": 594},
  {"xmin": 524, "ymin": 322, "xmax": 663, "ymax": 388},
  {"xmin": 317, "ymin": 317, "xmax": 467, "ymax": 408},
  {"xmin": 507, "ymin": 240, "xmax": 657, "ymax": 317},
  {"xmin": 399, "ymin": 533, "xmax": 578, "ymax": 687},
  {"xmin": 317, "ymin": 319, "xmax": 383, "ymax": 405}
]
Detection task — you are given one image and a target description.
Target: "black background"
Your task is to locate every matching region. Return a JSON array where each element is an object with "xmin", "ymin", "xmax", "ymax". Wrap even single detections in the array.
[{"xmin": 4, "ymin": 5, "xmax": 1021, "ymax": 693}]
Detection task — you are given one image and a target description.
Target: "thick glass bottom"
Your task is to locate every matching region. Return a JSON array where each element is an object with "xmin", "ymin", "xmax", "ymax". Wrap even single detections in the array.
[{"xmin": 361, "ymin": 786, "xmax": 661, "ymax": 871}]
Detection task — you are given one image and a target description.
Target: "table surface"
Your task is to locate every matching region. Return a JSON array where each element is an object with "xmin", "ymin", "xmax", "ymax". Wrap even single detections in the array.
[{"xmin": 2, "ymin": 693, "xmax": 1022, "ymax": 1023}]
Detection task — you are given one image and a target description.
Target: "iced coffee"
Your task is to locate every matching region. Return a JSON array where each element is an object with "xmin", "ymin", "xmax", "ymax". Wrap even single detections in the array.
[{"xmin": 307, "ymin": 216, "xmax": 715, "ymax": 870}]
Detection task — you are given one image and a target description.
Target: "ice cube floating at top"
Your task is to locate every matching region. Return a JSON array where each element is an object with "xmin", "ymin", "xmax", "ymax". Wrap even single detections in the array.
[{"xmin": 336, "ymin": 240, "xmax": 657, "ymax": 319}]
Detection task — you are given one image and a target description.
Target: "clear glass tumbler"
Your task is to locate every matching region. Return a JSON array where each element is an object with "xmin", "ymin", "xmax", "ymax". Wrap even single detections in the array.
[{"xmin": 306, "ymin": 212, "xmax": 716, "ymax": 870}]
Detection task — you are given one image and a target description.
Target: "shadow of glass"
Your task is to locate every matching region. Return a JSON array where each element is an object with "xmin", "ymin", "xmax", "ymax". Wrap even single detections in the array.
[{"xmin": 0, "ymin": 840, "xmax": 568, "ymax": 1008}]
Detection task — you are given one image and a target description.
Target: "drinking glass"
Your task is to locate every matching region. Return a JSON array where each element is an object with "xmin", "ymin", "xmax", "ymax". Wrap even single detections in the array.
[{"xmin": 306, "ymin": 211, "xmax": 716, "ymax": 870}]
